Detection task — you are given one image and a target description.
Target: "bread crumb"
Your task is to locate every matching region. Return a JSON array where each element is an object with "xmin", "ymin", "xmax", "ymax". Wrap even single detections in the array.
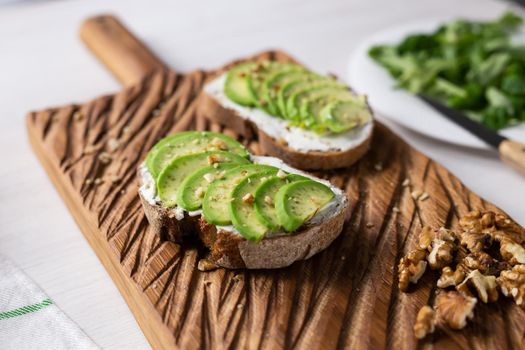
[
  {"xmin": 402, "ymin": 178, "xmax": 410, "ymax": 187},
  {"xmin": 420, "ymin": 192, "xmax": 430, "ymax": 201},
  {"xmin": 366, "ymin": 223, "xmax": 375, "ymax": 228},
  {"xmin": 374, "ymin": 162, "xmax": 383, "ymax": 171},
  {"xmin": 197, "ymin": 259, "xmax": 217, "ymax": 272},
  {"xmin": 411, "ymin": 190, "xmax": 423, "ymax": 200},
  {"xmin": 341, "ymin": 256, "xmax": 346, "ymax": 261},
  {"xmin": 237, "ymin": 304, "xmax": 244, "ymax": 309},
  {"xmin": 98, "ymin": 152, "xmax": 112, "ymax": 164},
  {"xmin": 233, "ymin": 274, "xmax": 243, "ymax": 282},
  {"xmin": 85, "ymin": 178, "xmax": 93, "ymax": 185},
  {"xmin": 94, "ymin": 178, "xmax": 103, "ymax": 185},
  {"xmin": 122, "ymin": 126, "xmax": 130, "ymax": 135},
  {"xmin": 120, "ymin": 189, "xmax": 126, "ymax": 195},
  {"xmin": 107, "ymin": 174, "xmax": 120, "ymax": 183},
  {"xmin": 83, "ymin": 144, "xmax": 97, "ymax": 155},
  {"xmin": 73, "ymin": 111, "xmax": 84, "ymax": 122},
  {"xmin": 393, "ymin": 207, "xmax": 400, "ymax": 213},
  {"xmin": 107, "ymin": 138, "xmax": 120, "ymax": 152}
]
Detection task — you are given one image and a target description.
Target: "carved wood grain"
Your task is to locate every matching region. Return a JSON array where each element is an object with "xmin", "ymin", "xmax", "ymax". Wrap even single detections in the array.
[{"xmin": 26, "ymin": 51, "xmax": 525, "ymax": 350}]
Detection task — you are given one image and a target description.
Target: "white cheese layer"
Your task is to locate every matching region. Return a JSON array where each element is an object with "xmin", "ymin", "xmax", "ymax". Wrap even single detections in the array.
[
  {"xmin": 204, "ymin": 74, "xmax": 373, "ymax": 153},
  {"xmin": 138, "ymin": 156, "xmax": 347, "ymax": 238}
]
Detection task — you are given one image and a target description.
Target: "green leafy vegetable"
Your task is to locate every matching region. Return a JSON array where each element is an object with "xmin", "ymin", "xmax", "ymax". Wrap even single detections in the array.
[{"xmin": 369, "ymin": 11, "xmax": 525, "ymax": 130}]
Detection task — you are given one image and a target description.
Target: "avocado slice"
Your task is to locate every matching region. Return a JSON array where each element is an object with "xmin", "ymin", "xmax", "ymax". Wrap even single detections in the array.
[
  {"xmin": 299, "ymin": 91, "xmax": 356, "ymax": 132},
  {"xmin": 202, "ymin": 164, "xmax": 277, "ymax": 225},
  {"xmin": 253, "ymin": 174, "xmax": 307, "ymax": 231},
  {"xmin": 229, "ymin": 170, "xmax": 281, "ymax": 241},
  {"xmin": 275, "ymin": 180, "xmax": 335, "ymax": 232},
  {"xmin": 277, "ymin": 74, "xmax": 327, "ymax": 119},
  {"xmin": 224, "ymin": 63, "xmax": 258, "ymax": 106},
  {"xmin": 157, "ymin": 151, "xmax": 249, "ymax": 207},
  {"xmin": 177, "ymin": 163, "xmax": 245, "ymax": 211},
  {"xmin": 149, "ymin": 131, "xmax": 248, "ymax": 179},
  {"xmin": 144, "ymin": 131, "xmax": 197, "ymax": 175},
  {"xmin": 246, "ymin": 62, "xmax": 297, "ymax": 109},
  {"xmin": 260, "ymin": 67, "xmax": 306, "ymax": 116},
  {"xmin": 284, "ymin": 80, "xmax": 343, "ymax": 122},
  {"xmin": 320, "ymin": 98, "xmax": 372, "ymax": 133}
]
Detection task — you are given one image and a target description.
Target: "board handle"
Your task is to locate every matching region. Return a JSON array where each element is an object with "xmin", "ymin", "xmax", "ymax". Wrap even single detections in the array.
[
  {"xmin": 499, "ymin": 140, "xmax": 525, "ymax": 176},
  {"xmin": 80, "ymin": 15, "xmax": 166, "ymax": 86}
]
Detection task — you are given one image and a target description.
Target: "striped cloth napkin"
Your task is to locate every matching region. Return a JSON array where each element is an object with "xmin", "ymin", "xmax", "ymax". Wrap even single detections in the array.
[{"xmin": 0, "ymin": 255, "xmax": 99, "ymax": 350}]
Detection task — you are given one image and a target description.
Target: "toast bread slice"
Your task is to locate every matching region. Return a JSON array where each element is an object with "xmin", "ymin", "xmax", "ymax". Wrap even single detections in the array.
[
  {"xmin": 199, "ymin": 75, "xmax": 374, "ymax": 170},
  {"xmin": 138, "ymin": 161, "xmax": 349, "ymax": 269}
]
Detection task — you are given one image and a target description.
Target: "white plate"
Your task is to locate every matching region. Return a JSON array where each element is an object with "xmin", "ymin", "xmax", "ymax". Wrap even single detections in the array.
[{"xmin": 347, "ymin": 18, "xmax": 525, "ymax": 149}]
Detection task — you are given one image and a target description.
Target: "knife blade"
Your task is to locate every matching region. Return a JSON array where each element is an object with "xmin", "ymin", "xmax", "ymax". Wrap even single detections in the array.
[{"xmin": 418, "ymin": 94, "xmax": 506, "ymax": 148}]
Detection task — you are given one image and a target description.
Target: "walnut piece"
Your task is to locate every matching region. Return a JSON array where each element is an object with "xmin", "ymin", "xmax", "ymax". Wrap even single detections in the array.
[
  {"xmin": 419, "ymin": 227, "xmax": 456, "ymax": 270},
  {"xmin": 499, "ymin": 239, "xmax": 525, "ymax": 265},
  {"xmin": 398, "ymin": 249, "xmax": 428, "ymax": 292},
  {"xmin": 457, "ymin": 269, "xmax": 498, "ymax": 303},
  {"xmin": 462, "ymin": 251, "xmax": 501, "ymax": 275},
  {"xmin": 427, "ymin": 238, "xmax": 455, "ymax": 270},
  {"xmin": 437, "ymin": 266, "xmax": 466, "ymax": 288},
  {"xmin": 435, "ymin": 291, "xmax": 477, "ymax": 330},
  {"xmin": 414, "ymin": 306, "xmax": 436, "ymax": 339},
  {"xmin": 459, "ymin": 231, "xmax": 493, "ymax": 252},
  {"xmin": 497, "ymin": 264, "xmax": 525, "ymax": 305}
]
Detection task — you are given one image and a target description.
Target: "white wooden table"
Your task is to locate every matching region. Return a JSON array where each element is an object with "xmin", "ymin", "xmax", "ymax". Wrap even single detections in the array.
[{"xmin": 0, "ymin": 0, "xmax": 523, "ymax": 348}]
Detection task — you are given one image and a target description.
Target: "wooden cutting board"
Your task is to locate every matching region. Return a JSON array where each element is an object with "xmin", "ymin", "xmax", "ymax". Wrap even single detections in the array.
[{"xmin": 26, "ymin": 15, "xmax": 525, "ymax": 350}]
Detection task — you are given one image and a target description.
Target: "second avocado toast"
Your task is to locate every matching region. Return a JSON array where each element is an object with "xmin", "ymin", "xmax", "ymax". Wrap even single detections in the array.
[{"xmin": 139, "ymin": 131, "xmax": 348, "ymax": 269}]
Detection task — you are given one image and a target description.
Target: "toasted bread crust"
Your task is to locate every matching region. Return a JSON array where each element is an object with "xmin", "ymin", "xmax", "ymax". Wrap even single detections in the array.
[
  {"xmin": 139, "ymin": 186, "xmax": 348, "ymax": 269},
  {"xmin": 199, "ymin": 92, "xmax": 373, "ymax": 170}
]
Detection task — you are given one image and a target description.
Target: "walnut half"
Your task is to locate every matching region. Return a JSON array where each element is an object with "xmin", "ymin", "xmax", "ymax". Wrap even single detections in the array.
[
  {"xmin": 435, "ymin": 291, "xmax": 477, "ymax": 330},
  {"xmin": 497, "ymin": 264, "xmax": 525, "ymax": 305},
  {"xmin": 398, "ymin": 249, "xmax": 428, "ymax": 292},
  {"xmin": 414, "ymin": 306, "xmax": 436, "ymax": 339},
  {"xmin": 457, "ymin": 269, "xmax": 498, "ymax": 303}
]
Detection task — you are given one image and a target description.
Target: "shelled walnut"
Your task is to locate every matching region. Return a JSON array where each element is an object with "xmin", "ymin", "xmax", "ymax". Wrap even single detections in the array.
[
  {"xmin": 437, "ymin": 266, "xmax": 466, "ymax": 288},
  {"xmin": 435, "ymin": 291, "xmax": 477, "ymax": 330},
  {"xmin": 414, "ymin": 306, "xmax": 436, "ymax": 339},
  {"xmin": 398, "ymin": 249, "xmax": 428, "ymax": 292},
  {"xmin": 401, "ymin": 210, "xmax": 525, "ymax": 340},
  {"xmin": 420, "ymin": 227, "xmax": 456, "ymax": 270},
  {"xmin": 457, "ymin": 269, "xmax": 498, "ymax": 303},
  {"xmin": 497, "ymin": 264, "xmax": 525, "ymax": 305},
  {"xmin": 499, "ymin": 239, "xmax": 525, "ymax": 265}
]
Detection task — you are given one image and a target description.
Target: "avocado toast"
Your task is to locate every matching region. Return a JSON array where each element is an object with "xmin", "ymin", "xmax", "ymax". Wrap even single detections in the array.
[
  {"xmin": 200, "ymin": 60, "xmax": 374, "ymax": 170},
  {"xmin": 138, "ymin": 131, "xmax": 348, "ymax": 269}
]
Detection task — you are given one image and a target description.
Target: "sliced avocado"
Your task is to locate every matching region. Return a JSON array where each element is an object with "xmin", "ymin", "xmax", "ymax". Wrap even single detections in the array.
[
  {"xmin": 149, "ymin": 131, "xmax": 248, "ymax": 179},
  {"xmin": 289, "ymin": 85, "xmax": 349, "ymax": 124},
  {"xmin": 224, "ymin": 63, "xmax": 258, "ymax": 106},
  {"xmin": 253, "ymin": 174, "xmax": 307, "ymax": 231},
  {"xmin": 320, "ymin": 98, "xmax": 372, "ymax": 133},
  {"xmin": 157, "ymin": 151, "xmax": 249, "ymax": 207},
  {"xmin": 246, "ymin": 61, "xmax": 295, "ymax": 109},
  {"xmin": 275, "ymin": 180, "xmax": 334, "ymax": 232},
  {"xmin": 260, "ymin": 67, "xmax": 306, "ymax": 116},
  {"xmin": 177, "ymin": 163, "xmax": 245, "ymax": 211},
  {"xmin": 202, "ymin": 164, "xmax": 277, "ymax": 225},
  {"xmin": 229, "ymin": 170, "xmax": 280, "ymax": 241},
  {"xmin": 299, "ymin": 91, "xmax": 356, "ymax": 131},
  {"xmin": 277, "ymin": 74, "xmax": 326, "ymax": 118},
  {"xmin": 145, "ymin": 131, "xmax": 196, "ymax": 175},
  {"xmin": 284, "ymin": 79, "xmax": 343, "ymax": 122}
]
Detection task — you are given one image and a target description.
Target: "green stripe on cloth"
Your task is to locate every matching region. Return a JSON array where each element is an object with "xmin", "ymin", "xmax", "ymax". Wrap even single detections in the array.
[{"xmin": 0, "ymin": 298, "xmax": 53, "ymax": 320}]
